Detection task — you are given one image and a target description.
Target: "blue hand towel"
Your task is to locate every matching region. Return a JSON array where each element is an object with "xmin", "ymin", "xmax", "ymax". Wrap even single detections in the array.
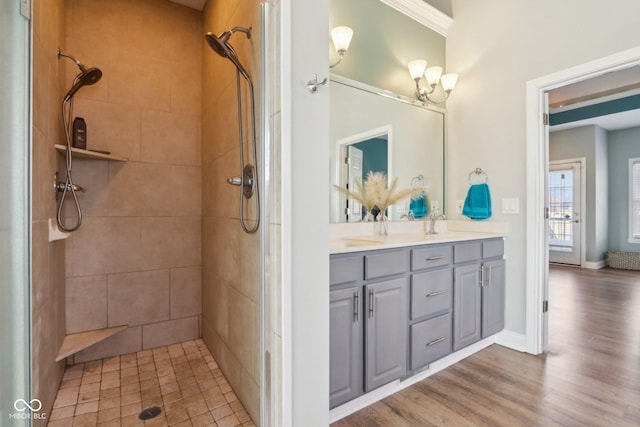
[
  {"xmin": 462, "ymin": 183, "xmax": 492, "ymax": 220},
  {"xmin": 409, "ymin": 192, "xmax": 428, "ymax": 218}
]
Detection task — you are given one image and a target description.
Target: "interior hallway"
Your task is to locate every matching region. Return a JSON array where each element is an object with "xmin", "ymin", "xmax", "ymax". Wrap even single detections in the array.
[
  {"xmin": 332, "ymin": 265, "xmax": 640, "ymax": 426},
  {"xmin": 47, "ymin": 339, "xmax": 254, "ymax": 426}
]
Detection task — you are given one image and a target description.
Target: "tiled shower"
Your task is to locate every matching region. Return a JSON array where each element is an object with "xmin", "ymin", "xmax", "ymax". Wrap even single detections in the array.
[{"xmin": 30, "ymin": 0, "xmax": 281, "ymax": 425}]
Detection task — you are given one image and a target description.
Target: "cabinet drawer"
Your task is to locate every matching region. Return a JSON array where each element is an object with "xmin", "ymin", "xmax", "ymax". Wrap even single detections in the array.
[
  {"xmin": 411, "ymin": 245, "xmax": 452, "ymax": 271},
  {"xmin": 410, "ymin": 313, "xmax": 452, "ymax": 370},
  {"xmin": 364, "ymin": 249, "xmax": 407, "ymax": 280},
  {"xmin": 454, "ymin": 242, "xmax": 482, "ymax": 264},
  {"xmin": 411, "ymin": 269, "xmax": 453, "ymax": 320},
  {"xmin": 483, "ymin": 239, "xmax": 504, "ymax": 259},
  {"xmin": 330, "ymin": 255, "xmax": 363, "ymax": 285}
]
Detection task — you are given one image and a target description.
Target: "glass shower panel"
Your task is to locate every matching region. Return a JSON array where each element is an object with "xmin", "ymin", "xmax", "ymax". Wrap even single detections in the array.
[{"xmin": 0, "ymin": 2, "xmax": 31, "ymax": 425}]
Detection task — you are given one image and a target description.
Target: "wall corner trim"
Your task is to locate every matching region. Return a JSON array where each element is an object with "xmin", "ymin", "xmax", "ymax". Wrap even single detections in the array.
[{"xmin": 379, "ymin": 0, "xmax": 453, "ymax": 36}]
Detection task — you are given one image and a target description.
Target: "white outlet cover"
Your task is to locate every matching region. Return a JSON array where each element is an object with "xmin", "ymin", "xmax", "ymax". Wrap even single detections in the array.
[{"xmin": 456, "ymin": 200, "xmax": 464, "ymax": 214}]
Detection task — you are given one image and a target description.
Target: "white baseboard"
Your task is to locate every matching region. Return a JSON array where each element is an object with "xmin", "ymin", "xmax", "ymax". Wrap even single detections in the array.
[
  {"xmin": 583, "ymin": 260, "xmax": 608, "ymax": 269},
  {"xmin": 329, "ymin": 335, "xmax": 498, "ymax": 423},
  {"xmin": 494, "ymin": 329, "xmax": 526, "ymax": 352}
]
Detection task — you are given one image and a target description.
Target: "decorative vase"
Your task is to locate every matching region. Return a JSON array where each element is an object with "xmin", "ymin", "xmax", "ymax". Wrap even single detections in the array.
[{"xmin": 374, "ymin": 212, "xmax": 389, "ymax": 235}]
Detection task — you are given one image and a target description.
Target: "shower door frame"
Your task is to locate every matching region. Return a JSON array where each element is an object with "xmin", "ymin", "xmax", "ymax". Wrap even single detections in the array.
[{"xmin": 0, "ymin": 1, "xmax": 32, "ymax": 424}]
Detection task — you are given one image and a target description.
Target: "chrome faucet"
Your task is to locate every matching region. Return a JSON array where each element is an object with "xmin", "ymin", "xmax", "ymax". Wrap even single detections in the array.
[
  {"xmin": 400, "ymin": 211, "xmax": 415, "ymax": 221},
  {"xmin": 427, "ymin": 210, "xmax": 446, "ymax": 235}
]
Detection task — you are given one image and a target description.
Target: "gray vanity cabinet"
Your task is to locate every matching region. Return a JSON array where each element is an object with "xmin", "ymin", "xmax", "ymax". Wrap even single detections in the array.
[
  {"xmin": 329, "ymin": 249, "xmax": 408, "ymax": 407},
  {"xmin": 453, "ymin": 263, "xmax": 482, "ymax": 350},
  {"xmin": 364, "ymin": 277, "xmax": 407, "ymax": 392},
  {"xmin": 329, "ymin": 286, "xmax": 363, "ymax": 408},
  {"xmin": 453, "ymin": 239, "xmax": 505, "ymax": 351}
]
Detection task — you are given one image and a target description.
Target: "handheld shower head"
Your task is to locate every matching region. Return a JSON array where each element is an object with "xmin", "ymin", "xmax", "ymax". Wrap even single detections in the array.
[
  {"xmin": 205, "ymin": 27, "xmax": 252, "ymax": 80},
  {"xmin": 58, "ymin": 49, "xmax": 103, "ymax": 99}
]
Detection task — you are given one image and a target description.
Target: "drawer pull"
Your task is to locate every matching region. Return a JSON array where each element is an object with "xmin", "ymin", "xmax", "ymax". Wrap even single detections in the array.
[
  {"xmin": 426, "ymin": 255, "xmax": 446, "ymax": 261},
  {"xmin": 426, "ymin": 337, "xmax": 446, "ymax": 347},
  {"xmin": 425, "ymin": 290, "xmax": 447, "ymax": 298},
  {"xmin": 353, "ymin": 292, "xmax": 359, "ymax": 322}
]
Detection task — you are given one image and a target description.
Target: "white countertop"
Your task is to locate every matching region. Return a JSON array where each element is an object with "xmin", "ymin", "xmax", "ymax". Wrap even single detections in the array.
[{"xmin": 330, "ymin": 230, "xmax": 505, "ymax": 254}]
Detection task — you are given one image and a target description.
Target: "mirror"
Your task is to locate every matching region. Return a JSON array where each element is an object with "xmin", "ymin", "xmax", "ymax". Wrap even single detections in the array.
[{"xmin": 330, "ymin": 75, "xmax": 445, "ymax": 222}]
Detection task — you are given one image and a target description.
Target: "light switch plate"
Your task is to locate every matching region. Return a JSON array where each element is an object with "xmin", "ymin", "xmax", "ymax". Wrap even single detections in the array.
[
  {"xmin": 502, "ymin": 198, "xmax": 520, "ymax": 214},
  {"xmin": 431, "ymin": 200, "xmax": 439, "ymax": 212},
  {"xmin": 456, "ymin": 200, "xmax": 464, "ymax": 214}
]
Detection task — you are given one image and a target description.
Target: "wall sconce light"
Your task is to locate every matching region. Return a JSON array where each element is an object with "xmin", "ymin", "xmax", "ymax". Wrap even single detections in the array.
[
  {"xmin": 408, "ymin": 59, "xmax": 458, "ymax": 103},
  {"xmin": 330, "ymin": 26, "xmax": 354, "ymax": 68}
]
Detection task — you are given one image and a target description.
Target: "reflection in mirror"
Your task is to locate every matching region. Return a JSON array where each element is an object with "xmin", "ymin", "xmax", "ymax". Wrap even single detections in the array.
[
  {"xmin": 337, "ymin": 126, "xmax": 391, "ymax": 222},
  {"xmin": 330, "ymin": 75, "xmax": 445, "ymax": 223}
]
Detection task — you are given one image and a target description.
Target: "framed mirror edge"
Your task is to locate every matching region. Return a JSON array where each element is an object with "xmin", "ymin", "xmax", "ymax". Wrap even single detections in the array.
[
  {"xmin": 330, "ymin": 73, "xmax": 447, "ymax": 115},
  {"xmin": 330, "ymin": 73, "xmax": 448, "ymax": 223}
]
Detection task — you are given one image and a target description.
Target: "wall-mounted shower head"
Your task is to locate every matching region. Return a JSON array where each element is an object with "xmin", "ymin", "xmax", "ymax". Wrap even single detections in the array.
[
  {"xmin": 205, "ymin": 27, "xmax": 252, "ymax": 80},
  {"xmin": 58, "ymin": 49, "xmax": 103, "ymax": 100}
]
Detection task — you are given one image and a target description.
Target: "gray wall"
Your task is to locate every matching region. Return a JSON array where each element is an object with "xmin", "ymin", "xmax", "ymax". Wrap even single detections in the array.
[
  {"xmin": 608, "ymin": 126, "xmax": 640, "ymax": 252},
  {"xmin": 330, "ymin": 0, "xmax": 445, "ymax": 98},
  {"xmin": 549, "ymin": 125, "xmax": 609, "ymax": 263}
]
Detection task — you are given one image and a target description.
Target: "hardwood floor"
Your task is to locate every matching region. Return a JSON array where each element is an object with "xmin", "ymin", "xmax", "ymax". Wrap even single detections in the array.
[{"xmin": 331, "ymin": 266, "xmax": 640, "ymax": 426}]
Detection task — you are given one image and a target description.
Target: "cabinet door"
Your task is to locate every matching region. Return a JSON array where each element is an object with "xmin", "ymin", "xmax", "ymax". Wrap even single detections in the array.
[
  {"xmin": 365, "ymin": 278, "xmax": 407, "ymax": 392},
  {"xmin": 330, "ymin": 287, "xmax": 363, "ymax": 408},
  {"xmin": 453, "ymin": 263, "xmax": 482, "ymax": 351},
  {"xmin": 482, "ymin": 259, "xmax": 505, "ymax": 338}
]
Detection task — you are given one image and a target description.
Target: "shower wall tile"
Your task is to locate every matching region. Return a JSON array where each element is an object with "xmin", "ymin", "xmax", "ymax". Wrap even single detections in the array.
[
  {"xmin": 107, "ymin": 270, "xmax": 170, "ymax": 327},
  {"xmin": 212, "ymin": 147, "xmax": 241, "ymax": 220},
  {"xmin": 62, "ymin": 159, "xmax": 109, "ymax": 218},
  {"xmin": 32, "ymin": 221, "xmax": 49, "ymax": 313},
  {"xmin": 108, "ymin": 162, "xmax": 172, "ymax": 217},
  {"xmin": 141, "ymin": 109, "xmax": 199, "ymax": 166},
  {"xmin": 170, "ymin": 266, "xmax": 202, "ymax": 319},
  {"xmin": 72, "ymin": 98, "xmax": 142, "ymax": 161},
  {"xmin": 227, "ymin": 288, "xmax": 257, "ymax": 378},
  {"xmin": 140, "ymin": 216, "xmax": 199, "ymax": 270},
  {"xmin": 170, "ymin": 60, "xmax": 202, "ymax": 116},
  {"xmin": 142, "ymin": 316, "xmax": 199, "ymax": 349},
  {"xmin": 210, "ymin": 217, "xmax": 240, "ymax": 287},
  {"xmin": 73, "ymin": 326, "xmax": 143, "ymax": 364},
  {"xmin": 70, "ymin": 217, "xmax": 141, "ymax": 277},
  {"xmin": 171, "ymin": 165, "xmax": 202, "ymax": 216},
  {"xmin": 239, "ymin": 232, "xmax": 260, "ymax": 304},
  {"xmin": 108, "ymin": 47, "xmax": 171, "ymax": 111},
  {"xmin": 66, "ymin": 275, "xmax": 108, "ymax": 334}
]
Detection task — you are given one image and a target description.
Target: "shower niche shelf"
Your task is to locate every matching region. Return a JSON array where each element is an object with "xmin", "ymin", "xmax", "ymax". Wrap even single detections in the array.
[
  {"xmin": 55, "ymin": 144, "xmax": 128, "ymax": 161},
  {"xmin": 56, "ymin": 325, "xmax": 128, "ymax": 362}
]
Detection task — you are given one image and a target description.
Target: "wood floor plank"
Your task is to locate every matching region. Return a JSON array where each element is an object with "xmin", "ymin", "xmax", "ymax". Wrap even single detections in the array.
[{"xmin": 332, "ymin": 266, "xmax": 640, "ymax": 426}]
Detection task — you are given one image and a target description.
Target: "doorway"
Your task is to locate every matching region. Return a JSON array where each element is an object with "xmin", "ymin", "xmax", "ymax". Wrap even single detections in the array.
[
  {"xmin": 548, "ymin": 160, "xmax": 583, "ymax": 266},
  {"xmin": 525, "ymin": 46, "xmax": 640, "ymax": 355}
]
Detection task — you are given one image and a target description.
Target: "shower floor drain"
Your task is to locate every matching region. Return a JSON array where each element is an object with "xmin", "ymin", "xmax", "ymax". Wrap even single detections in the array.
[{"xmin": 138, "ymin": 406, "xmax": 162, "ymax": 420}]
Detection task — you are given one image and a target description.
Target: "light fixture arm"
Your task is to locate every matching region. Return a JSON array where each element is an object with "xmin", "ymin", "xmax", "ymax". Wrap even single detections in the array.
[
  {"xmin": 330, "ymin": 50, "xmax": 346, "ymax": 68},
  {"xmin": 415, "ymin": 79, "xmax": 451, "ymax": 104}
]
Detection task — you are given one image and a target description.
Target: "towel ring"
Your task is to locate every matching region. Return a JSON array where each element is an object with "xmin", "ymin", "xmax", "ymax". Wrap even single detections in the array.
[
  {"xmin": 411, "ymin": 174, "xmax": 424, "ymax": 187},
  {"xmin": 468, "ymin": 168, "xmax": 488, "ymax": 184}
]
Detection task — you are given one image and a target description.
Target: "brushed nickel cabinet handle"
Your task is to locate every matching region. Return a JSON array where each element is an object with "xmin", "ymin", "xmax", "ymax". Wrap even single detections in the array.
[
  {"xmin": 426, "ymin": 337, "xmax": 446, "ymax": 347},
  {"xmin": 426, "ymin": 290, "xmax": 447, "ymax": 298},
  {"xmin": 426, "ymin": 255, "xmax": 446, "ymax": 261},
  {"xmin": 353, "ymin": 292, "xmax": 359, "ymax": 322},
  {"xmin": 479, "ymin": 265, "xmax": 485, "ymax": 287},
  {"xmin": 368, "ymin": 289, "xmax": 375, "ymax": 317}
]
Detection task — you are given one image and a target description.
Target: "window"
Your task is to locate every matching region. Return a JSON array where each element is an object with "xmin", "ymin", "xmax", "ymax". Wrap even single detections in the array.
[{"xmin": 630, "ymin": 158, "xmax": 640, "ymax": 242}]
